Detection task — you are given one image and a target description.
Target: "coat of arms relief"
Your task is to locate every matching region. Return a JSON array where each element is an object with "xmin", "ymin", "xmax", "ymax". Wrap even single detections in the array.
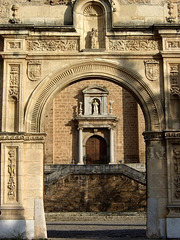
[
  {"xmin": 27, "ymin": 61, "xmax": 41, "ymax": 81},
  {"xmin": 144, "ymin": 60, "xmax": 159, "ymax": 81}
]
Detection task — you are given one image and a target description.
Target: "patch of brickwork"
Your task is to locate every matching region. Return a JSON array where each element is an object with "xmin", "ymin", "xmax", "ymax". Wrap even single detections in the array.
[
  {"xmin": 45, "ymin": 173, "xmax": 146, "ymax": 213},
  {"xmin": 43, "ymin": 79, "xmax": 145, "ymax": 164}
]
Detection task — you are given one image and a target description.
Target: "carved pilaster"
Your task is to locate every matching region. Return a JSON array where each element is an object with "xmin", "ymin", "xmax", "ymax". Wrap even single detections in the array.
[
  {"xmin": 7, "ymin": 148, "xmax": 17, "ymax": 201},
  {"xmin": 165, "ymin": 132, "xmax": 180, "ymax": 206},
  {"xmin": 8, "ymin": 64, "xmax": 20, "ymax": 101},
  {"xmin": 169, "ymin": 64, "xmax": 180, "ymax": 98},
  {"xmin": 174, "ymin": 148, "xmax": 180, "ymax": 199}
]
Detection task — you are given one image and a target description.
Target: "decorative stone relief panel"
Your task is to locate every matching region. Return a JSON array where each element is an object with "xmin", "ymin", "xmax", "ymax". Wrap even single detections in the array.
[
  {"xmin": 5, "ymin": 39, "xmax": 24, "ymax": 51},
  {"xmin": 166, "ymin": 39, "xmax": 180, "ymax": 50},
  {"xmin": 26, "ymin": 39, "xmax": 78, "ymax": 52},
  {"xmin": 5, "ymin": 147, "xmax": 18, "ymax": 203},
  {"xmin": 109, "ymin": 39, "xmax": 159, "ymax": 51},
  {"xmin": 174, "ymin": 147, "xmax": 180, "ymax": 199},
  {"xmin": 8, "ymin": 64, "xmax": 20, "ymax": 101},
  {"xmin": 127, "ymin": 0, "xmax": 150, "ymax": 3},
  {"xmin": 27, "ymin": 61, "xmax": 41, "ymax": 81},
  {"xmin": 169, "ymin": 64, "xmax": 180, "ymax": 98},
  {"xmin": 45, "ymin": 0, "xmax": 75, "ymax": 5},
  {"xmin": 144, "ymin": 60, "xmax": 159, "ymax": 81}
]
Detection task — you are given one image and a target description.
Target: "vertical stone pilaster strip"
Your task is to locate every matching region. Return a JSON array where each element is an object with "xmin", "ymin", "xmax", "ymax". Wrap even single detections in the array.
[
  {"xmin": 7, "ymin": 147, "xmax": 18, "ymax": 203},
  {"xmin": 9, "ymin": 64, "xmax": 20, "ymax": 101}
]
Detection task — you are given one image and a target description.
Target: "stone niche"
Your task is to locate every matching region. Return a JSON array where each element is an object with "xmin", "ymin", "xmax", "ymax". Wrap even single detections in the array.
[{"xmin": 83, "ymin": 3, "xmax": 105, "ymax": 49}]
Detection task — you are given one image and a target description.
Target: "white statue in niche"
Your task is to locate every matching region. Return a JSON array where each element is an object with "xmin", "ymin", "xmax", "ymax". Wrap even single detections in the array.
[
  {"xmin": 92, "ymin": 99, "xmax": 99, "ymax": 115},
  {"xmin": 90, "ymin": 28, "xmax": 98, "ymax": 49}
]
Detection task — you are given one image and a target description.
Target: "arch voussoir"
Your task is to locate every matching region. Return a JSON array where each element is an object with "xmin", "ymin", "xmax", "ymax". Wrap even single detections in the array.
[{"xmin": 25, "ymin": 60, "xmax": 164, "ymax": 133}]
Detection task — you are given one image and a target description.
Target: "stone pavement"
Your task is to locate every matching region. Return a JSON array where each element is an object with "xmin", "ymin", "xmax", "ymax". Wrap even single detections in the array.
[{"xmin": 46, "ymin": 212, "xmax": 158, "ymax": 240}]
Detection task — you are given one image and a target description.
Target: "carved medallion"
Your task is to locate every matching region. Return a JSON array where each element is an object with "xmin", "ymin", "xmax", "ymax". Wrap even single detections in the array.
[
  {"xmin": 144, "ymin": 60, "xmax": 159, "ymax": 81},
  {"xmin": 27, "ymin": 61, "xmax": 41, "ymax": 81}
]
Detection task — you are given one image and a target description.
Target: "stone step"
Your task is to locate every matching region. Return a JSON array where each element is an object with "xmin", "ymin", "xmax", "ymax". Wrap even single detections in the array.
[{"xmin": 44, "ymin": 164, "xmax": 146, "ymax": 186}]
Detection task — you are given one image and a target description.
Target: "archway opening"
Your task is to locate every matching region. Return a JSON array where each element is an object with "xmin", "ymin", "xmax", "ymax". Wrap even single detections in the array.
[
  {"xmin": 44, "ymin": 78, "xmax": 146, "ymax": 216},
  {"xmin": 86, "ymin": 135, "xmax": 108, "ymax": 165}
]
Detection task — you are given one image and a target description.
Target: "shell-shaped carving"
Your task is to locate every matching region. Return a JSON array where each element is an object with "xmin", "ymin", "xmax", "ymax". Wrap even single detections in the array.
[{"xmin": 84, "ymin": 4, "xmax": 103, "ymax": 16}]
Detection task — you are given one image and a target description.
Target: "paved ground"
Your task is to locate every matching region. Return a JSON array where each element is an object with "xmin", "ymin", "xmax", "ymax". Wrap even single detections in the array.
[{"xmin": 46, "ymin": 213, "xmax": 152, "ymax": 240}]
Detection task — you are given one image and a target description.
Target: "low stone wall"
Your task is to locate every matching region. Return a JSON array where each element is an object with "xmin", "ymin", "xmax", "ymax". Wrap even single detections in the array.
[{"xmin": 44, "ymin": 174, "xmax": 146, "ymax": 213}]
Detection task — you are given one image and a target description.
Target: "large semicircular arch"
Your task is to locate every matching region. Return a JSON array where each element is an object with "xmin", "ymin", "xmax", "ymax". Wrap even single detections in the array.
[{"xmin": 25, "ymin": 59, "xmax": 164, "ymax": 132}]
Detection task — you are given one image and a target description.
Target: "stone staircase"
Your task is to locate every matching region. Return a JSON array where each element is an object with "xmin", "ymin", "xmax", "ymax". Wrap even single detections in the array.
[{"xmin": 45, "ymin": 164, "xmax": 146, "ymax": 186}]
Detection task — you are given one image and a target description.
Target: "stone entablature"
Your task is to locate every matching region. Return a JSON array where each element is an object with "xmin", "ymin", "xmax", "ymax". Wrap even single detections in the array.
[{"xmin": 0, "ymin": 133, "xmax": 46, "ymax": 142}]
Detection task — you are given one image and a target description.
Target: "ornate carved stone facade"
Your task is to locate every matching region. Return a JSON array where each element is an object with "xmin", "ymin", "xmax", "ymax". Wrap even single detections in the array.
[{"xmin": 0, "ymin": 0, "xmax": 179, "ymax": 239}]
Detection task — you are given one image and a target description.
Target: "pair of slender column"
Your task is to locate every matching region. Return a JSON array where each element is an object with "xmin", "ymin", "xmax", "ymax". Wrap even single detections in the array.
[
  {"xmin": 78, "ymin": 127, "xmax": 84, "ymax": 165},
  {"xmin": 109, "ymin": 127, "xmax": 115, "ymax": 164},
  {"xmin": 77, "ymin": 127, "xmax": 115, "ymax": 165}
]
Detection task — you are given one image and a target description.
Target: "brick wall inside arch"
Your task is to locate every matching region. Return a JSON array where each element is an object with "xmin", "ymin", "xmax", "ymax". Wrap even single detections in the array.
[{"xmin": 43, "ymin": 79, "xmax": 145, "ymax": 165}]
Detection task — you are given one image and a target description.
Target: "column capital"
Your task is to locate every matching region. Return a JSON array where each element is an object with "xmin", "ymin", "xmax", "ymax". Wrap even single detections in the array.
[
  {"xmin": 77, "ymin": 127, "xmax": 83, "ymax": 131},
  {"xmin": 143, "ymin": 131, "xmax": 164, "ymax": 142},
  {"xmin": 164, "ymin": 131, "xmax": 180, "ymax": 141}
]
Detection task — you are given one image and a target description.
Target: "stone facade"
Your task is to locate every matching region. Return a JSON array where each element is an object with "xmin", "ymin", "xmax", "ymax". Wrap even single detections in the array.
[
  {"xmin": 43, "ymin": 79, "xmax": 145, "ymax": 165},
  {"xmin": 0, "ymin": 0, "xmax": 179, "ymax": 239}
]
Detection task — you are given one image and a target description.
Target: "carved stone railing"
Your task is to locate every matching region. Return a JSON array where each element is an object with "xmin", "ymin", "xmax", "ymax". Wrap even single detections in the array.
[{"xmin": 45, "ymin": 164, "xmax": 146, "ymax": 186}]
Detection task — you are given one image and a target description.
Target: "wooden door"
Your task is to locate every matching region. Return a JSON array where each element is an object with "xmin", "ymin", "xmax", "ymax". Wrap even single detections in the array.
[{"xmin": 86, "ymin": 135, "xmax": 107, "ymax": 164}]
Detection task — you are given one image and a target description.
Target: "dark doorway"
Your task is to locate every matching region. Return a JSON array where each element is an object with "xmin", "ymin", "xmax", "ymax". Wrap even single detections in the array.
[{"xmin": 86, "ymin": 135, "xmax": 107, "ymax": 164}]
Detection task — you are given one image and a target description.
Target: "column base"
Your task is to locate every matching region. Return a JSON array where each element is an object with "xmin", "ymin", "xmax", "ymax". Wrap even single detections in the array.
[
  {"xmin": 0, "ymin": 220, "xmax": 34, "ymax": 239},
  {"xmin": 167, "ymin": 218, "xmax": 180, "ymax": 238},
  {"xmin": 77, "ymin": 162, "xmax": 84, "ymax": 165},
  {"xmin": 109, "ymin": 162, "xmax": 116, "ymax": 164}
]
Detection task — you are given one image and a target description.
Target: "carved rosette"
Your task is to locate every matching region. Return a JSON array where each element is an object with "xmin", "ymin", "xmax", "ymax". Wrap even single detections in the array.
[
  {"xmin": 109, "ymin": 39, "xmax": 159, "ymax": 51},
  {"xmin": 9, "ymin": 64, "xmax": 20, "ymax": 101},
  {"xmin": 169, "ymin": 64, "xmax": 180, "ymax": 98},
  {"xmin": 174, "ymin": 148, "xmax": 180, "ymax": 198},
  {"xmin": 26, "ymin": 40, "xmax": 78, "ymax": 52},
  {"xmin": 27, "ymin": 61, "xmax": 41, "ymax": 81},
  {"xmin": 7, "ymin": 148, "xmax": 17, "ymax": 201},
  {"xmin": 144, "ymin": 60, "xmax": 159, "ymax": 81}
]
